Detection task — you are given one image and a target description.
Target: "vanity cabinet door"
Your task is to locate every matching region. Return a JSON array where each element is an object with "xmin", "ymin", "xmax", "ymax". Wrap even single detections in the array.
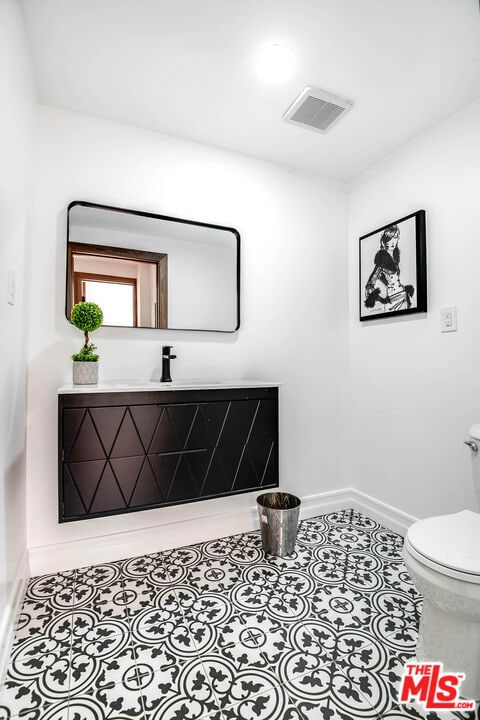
[{"xmin": 59, "ymin": 388, "xmax": 278, "ymax": 522}]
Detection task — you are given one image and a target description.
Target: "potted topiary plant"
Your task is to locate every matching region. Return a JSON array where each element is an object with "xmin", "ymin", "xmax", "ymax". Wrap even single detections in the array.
[{"xmin": 70, "ymin": 301, "xmax": 104, "ymax": 385}]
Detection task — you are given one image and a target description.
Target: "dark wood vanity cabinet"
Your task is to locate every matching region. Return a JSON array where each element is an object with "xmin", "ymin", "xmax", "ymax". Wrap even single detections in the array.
[{"xmin": 58, "ymin": 386, "xmax": 278, "ymax": 522}]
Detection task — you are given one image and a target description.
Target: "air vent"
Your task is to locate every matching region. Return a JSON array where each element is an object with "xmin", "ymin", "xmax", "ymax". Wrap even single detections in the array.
[{"xmin": 283, "ymin": 86, "xmax": 353, "ymax": 134}]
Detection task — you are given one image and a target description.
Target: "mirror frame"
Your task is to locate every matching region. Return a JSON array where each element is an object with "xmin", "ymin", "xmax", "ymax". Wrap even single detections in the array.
[{"xmin": 66, "ymin": 200, "xmax": 241, "ymax": 332}]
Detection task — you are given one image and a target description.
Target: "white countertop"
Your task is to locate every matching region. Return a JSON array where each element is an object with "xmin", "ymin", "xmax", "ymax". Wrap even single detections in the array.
[{"xmin": 58, "ymin": 379, "xmax": 280, "ymax": 394}]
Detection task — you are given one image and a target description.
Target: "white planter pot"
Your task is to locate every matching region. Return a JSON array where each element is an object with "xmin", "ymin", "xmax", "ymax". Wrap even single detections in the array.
[{"xmin": 72, "ymin": 361, "xmax": 99, "ymax": 385}]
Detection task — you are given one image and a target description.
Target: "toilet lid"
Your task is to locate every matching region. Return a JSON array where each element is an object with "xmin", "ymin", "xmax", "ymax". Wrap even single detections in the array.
[{"xmin": 406, "ymin": 510, "xmax": 480, "ymax": 581}]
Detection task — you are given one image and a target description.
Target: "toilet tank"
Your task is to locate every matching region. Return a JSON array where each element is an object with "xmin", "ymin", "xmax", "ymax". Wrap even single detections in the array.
[{"xmin": 468, "ymin": 424, "xmax": 480, "ymax": 509}]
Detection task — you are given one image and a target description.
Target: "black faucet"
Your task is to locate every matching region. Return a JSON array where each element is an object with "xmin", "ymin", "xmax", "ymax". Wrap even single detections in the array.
[{"xmin": 161, "ymin": 345, "xmax": 177, "ymax": 382}]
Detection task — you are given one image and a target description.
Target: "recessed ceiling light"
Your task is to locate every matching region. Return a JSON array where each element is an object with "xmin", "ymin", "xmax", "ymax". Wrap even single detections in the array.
[{"xmin": 255, "ymin": 44, "xmax": 296, "ymax": 83}]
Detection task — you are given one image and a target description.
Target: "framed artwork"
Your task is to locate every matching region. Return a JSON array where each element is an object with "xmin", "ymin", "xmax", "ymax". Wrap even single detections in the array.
[{"xmin": 359, "ymin": 209, "xmax": 426, "ymax": 321}]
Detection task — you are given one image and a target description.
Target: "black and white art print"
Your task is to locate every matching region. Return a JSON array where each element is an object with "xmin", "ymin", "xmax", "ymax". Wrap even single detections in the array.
[{"xmin": 359, "ymin": 210, "xmax": 426, "ymax": 321}]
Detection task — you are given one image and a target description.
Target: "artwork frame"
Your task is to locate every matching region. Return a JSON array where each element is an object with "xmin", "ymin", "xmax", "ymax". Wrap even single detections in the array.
[{"xmin": 359, "ymin": 209, "xmax": 426, "ymax": 321}]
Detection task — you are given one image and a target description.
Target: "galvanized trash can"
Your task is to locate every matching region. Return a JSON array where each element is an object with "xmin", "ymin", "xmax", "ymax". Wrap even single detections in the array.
[{"xmin": 257, "ymin": 492, "xmax": 301, "ymax": 557}]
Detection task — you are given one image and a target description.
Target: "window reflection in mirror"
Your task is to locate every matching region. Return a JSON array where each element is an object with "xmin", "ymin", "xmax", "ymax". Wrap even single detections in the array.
[
  {"xmin": 79, "ymin": 278, "xmax": 137, "ymax": 327},
  {"xmin": 66, "ymin": 202, "xmax": 240, "ymax": 332},
  {"xmin": 69, "ymin": 242, "xmax": 166, "ymax": 327}
]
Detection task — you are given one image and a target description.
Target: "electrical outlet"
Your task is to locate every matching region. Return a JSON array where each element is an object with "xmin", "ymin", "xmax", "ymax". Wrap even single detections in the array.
[{"xmin": 440, "ymin": 306, "xmax": 457, "ymax": 332}]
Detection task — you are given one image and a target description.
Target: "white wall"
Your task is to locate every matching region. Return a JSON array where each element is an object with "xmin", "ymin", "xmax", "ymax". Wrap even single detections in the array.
[
  {"xmin": 348, "ymin": 99, "xmax": 480, "ymax": 519},
  {"xmin": 0, "ymin": 0, "xmax": 36, "ymax": 645},
  {"xmin": 26, "ymin": 106, "xmax": 348, "ymax": 558}
]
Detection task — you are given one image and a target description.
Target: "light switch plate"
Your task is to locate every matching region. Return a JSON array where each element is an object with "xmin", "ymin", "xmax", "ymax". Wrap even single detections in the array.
[{"xmin": 7, "ymin": 270, "xmax": 15, "ymax": 306}]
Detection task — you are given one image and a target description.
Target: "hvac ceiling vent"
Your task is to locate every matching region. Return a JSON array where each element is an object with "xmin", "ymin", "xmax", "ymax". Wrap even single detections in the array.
[{"xmin": 283, "ymin": 86, "xmax": 353, "ymax": 134}]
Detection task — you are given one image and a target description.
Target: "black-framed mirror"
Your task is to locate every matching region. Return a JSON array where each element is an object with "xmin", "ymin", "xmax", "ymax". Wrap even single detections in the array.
[{"xmin": 66, "ymin": 201, "xmax": 240, "ymax": 332}]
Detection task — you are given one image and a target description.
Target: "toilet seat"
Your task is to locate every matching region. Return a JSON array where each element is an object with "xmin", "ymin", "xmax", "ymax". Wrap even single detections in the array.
[{"xmin": 405, "ymin": 510, "xmax": 480, "ymax": 584}]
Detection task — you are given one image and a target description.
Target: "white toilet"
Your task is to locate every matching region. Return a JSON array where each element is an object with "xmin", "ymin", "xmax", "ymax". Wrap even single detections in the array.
[{"xmin": 403, "ymin": 425, "xmax": 480, "ymax": 701}]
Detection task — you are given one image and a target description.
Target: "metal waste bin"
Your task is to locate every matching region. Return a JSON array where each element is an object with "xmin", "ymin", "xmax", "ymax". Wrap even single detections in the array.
[{"xmin": 257, "ymin": 492, "xmax": 301, "ymax": 557}]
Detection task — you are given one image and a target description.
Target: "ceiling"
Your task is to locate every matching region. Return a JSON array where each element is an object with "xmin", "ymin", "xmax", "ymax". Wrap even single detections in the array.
[
  {"xmin": 20, "ymin": 0, "xmax": 480, "ymax": 181},
  {"xmin": 70, "ymin": 203, "xmax": 235, "ymax": 247}
]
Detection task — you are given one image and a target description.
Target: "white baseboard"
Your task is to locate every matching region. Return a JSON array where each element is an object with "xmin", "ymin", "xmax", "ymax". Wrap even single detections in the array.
[
  {"xmin": 349, "ymin": 488, "xmax": 417, "ymax": 536},
  {"xmin": 28, "ymin": 487, "xmax": 416, "ymax": 576},
  {"xmin": 0, "ymin": 549, "xmax": 29, "ymax": 684},
  {"xmin": 299, "ymin": 487, "xmax": 417, "ymax": 536},
  {"xmin": 29, "ymin": 504, "xmax": 260, "ymax": 576},
  {"xmin": 299, "ymin": 488, "xmax": 353, "ymax": 520}
]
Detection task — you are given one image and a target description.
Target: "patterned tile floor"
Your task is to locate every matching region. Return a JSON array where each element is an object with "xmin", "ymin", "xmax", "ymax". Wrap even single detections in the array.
[{"xmin": 0, "ymin": 509, "xmax": 477, "ymax": 720}]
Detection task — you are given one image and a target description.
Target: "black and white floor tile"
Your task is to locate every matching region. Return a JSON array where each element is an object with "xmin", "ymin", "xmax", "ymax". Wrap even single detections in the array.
[{"xmin": 0, "ymin": 508, "xmax": 477, "ymax": 720}]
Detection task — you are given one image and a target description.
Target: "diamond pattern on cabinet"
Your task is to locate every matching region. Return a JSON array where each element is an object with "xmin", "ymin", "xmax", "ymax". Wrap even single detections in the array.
[
  {"xmin": 129, "ymin": 459, "xmax": 163, "ymax": 508},
  {"xmin": 148, "ymin": 453, "xmax": 179, "ymax": 500},
  {"xmin": 68, "ymin": 459, "xmax": 106, "ymax": 509},
  {"xmin": 186, "ymin": 403, "xmax": 229, "ymax": 449},
  {"xmin": 234, "ymin": 443, "xmax": 274, "ymax": 491},
  {"xmin": 220, "ymin": 400, "xmax": 257, "ymax": 446},
  {"xmin": 89, "ymin": 406, "xmax": 126, "ymax": 455},
  {"xmin": 129, "ymin": 404, "xmax": 162, "ymax": 452},
  {"xmin": 110, "ymin": 410, "xmax": 145, "ymax": 458},
  {"xmin": 109, "ymin": 456, "xmax": 144, "ymax": 503},
  {"xmin": 60, "ymin": 392, "xmax": 278, "ymax": 521},
  {"xmin": 64, "ymin": 409, "xmax": 105, "ymax": 461},
  {"xmin": 63, "ymin": 408, "xmax": 87, "ymax": 458},
  {"xmin": 150, "ymin": 405, "xmax": 198, "ymax": 453},
  {"xmin": 63, "ymin": 465, "xmax": 88, "ymax": 516},
  {"xmin": 89, "ymin": 464, "xmax": 127, "ymax": 514}
]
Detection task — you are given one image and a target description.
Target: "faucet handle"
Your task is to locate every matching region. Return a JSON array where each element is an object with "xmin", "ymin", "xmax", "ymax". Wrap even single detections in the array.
[{"xmin": 162, "ymin": 345, "xmax": 177, "ymax": 360}]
